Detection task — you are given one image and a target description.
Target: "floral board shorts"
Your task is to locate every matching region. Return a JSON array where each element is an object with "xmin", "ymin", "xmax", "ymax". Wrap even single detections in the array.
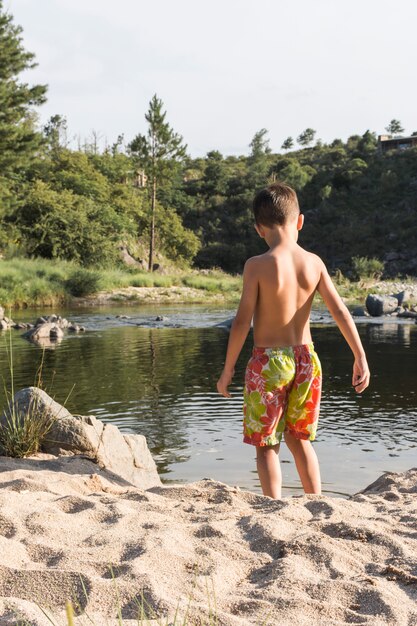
[{"xmin": 242, "ymin": 343, "xmax": 322, "ymax": 446}]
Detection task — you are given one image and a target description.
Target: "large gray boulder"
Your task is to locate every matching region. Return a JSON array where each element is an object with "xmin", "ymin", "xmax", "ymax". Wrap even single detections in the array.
[
  {"xmin": 22, "ymin": 322, "xmax": 64, "ymax": 341},
  {"xmin": 365, "ymin": 294, "xmax": 398, "ymax": 317},
  {"xmin": 1, "ymin": 387, "xmax": 161, "ymax": 489}
]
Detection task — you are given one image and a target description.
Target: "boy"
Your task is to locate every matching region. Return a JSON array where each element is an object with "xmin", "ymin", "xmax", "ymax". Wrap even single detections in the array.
[{"xmin": 216, "ymin": 182, "xmax": 370, "ymax": 499}]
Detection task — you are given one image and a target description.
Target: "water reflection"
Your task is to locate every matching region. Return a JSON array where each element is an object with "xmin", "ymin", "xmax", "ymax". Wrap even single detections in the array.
[
  {"xmin": 366, "ymin": 322, "xmax": 411, "ymax": 347},
  {"xmin": 0, "ymin": 309, "xmax": 416, "ymax": 497}
]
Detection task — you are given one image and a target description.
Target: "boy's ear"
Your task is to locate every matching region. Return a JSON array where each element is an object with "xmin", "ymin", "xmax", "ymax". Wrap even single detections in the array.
[
  {"xmin": 254, "ymin": 223, "xmax": 264, "ymax": 238},
  {"xmin": 297, "ymin": 213, "xmax": 304, "ymax": 231}
]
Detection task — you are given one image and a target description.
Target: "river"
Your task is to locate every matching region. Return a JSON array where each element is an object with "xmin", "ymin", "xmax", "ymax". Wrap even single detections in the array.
[{"xmin": 1, "ymin": 303, "xmax": 416, "ymax": 497}]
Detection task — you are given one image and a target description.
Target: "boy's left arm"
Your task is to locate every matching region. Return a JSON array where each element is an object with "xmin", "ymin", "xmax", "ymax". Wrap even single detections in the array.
[{"xmin": 216, "ymin": 258, "xmax": 258, "ymax": 398}]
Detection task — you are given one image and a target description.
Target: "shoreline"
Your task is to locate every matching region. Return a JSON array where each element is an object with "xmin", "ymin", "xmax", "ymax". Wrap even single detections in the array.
[
  {"xmin": 39, "ymin": 278, "xmax": 417, "ymax": 309},
  {"xmin": 1, "ymin": 255, "xmax": 416, "ymax": 309}
]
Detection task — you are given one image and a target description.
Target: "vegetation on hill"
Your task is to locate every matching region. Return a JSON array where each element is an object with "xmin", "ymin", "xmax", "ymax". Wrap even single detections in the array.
[{"xmin": 0, "ymin": 1, "xmax": 416, "ymax": 284}]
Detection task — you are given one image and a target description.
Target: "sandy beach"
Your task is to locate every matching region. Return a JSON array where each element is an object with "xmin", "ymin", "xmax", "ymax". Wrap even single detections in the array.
[{"xmin": 0, "ymin": 454, "xmax": 415, "ymax": 625}]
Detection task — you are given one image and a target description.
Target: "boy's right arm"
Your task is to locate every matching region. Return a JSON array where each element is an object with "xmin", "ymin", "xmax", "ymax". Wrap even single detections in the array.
[{"xmin": 316, "ymin": 259, "xmax": 370, "ymax": 393}]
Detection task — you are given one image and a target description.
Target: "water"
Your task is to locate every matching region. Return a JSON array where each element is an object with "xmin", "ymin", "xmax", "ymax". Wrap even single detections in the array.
[{"xmin": 1, "ymin": 304, "xmax": 416, "ymax": 497}]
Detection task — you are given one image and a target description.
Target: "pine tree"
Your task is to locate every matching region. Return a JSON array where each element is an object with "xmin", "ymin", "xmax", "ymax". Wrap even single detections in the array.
[
  {"xmin": 281, "ymin": 137, "xmax": 294, "ymax": 151},
  {"xmin": 249, "ymin": 128, "xmax": 271, "ymax": 160},
  {"xmin": 129, "ymin": 94, "xmax": 187, "ymax": 270},
  {"xmin": 297, "ymin": 128, "xmax": 316, "ymax": 147},
  {"xmin": 0, "ymin": 1, "xmax": 47, "ymax": 175}
]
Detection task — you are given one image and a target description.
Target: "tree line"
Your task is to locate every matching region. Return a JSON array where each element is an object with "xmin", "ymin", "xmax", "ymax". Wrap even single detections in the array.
[{"xmin": 1, "ymin": 1, "xmax": 416, "ymax": 277}]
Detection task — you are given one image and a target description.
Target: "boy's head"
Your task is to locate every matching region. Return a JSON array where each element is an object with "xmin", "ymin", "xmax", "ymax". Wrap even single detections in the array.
[{"xmin": 253, "ymin": 182, "xmax": 300, "ymax": 228}]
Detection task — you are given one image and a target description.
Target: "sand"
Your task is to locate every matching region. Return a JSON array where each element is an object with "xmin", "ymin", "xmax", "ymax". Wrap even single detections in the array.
[{"xmin": 0, "ymin": 454, "xmax": 416, "ymax": 626}]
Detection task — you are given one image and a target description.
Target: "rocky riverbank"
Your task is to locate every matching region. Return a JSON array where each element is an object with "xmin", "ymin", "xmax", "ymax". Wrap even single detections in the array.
[{"xmin": 74, "ymin": 279, "xmax": 417, "ymax": 308}]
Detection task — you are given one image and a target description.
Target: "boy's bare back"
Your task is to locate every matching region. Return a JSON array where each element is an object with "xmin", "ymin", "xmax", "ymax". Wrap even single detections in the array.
[
  {"xmin": 217, "ymin": 181, "xmax": 369, "ymax": 400},
  {"xmin": 216, "ymin": 182, "xmax": 370, "ymax": 498},
  {"xmin": 249, "ymin": 243, "xmax": 321, "ymax": 348}
]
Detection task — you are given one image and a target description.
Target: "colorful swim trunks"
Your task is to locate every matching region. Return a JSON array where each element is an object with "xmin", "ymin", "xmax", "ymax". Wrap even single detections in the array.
[{"xmin": 242, "ymin": 343, "xmax": 322, "ymax": 446}]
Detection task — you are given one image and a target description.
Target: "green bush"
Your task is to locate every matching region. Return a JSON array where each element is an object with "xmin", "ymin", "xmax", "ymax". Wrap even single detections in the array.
[
  {"xmin": 352, "ymin": 256, "xmax": 385, "ymax": 280},
  {"xmin": 65, "ymin": 268, "xmax": 102, "ymax": 296}
]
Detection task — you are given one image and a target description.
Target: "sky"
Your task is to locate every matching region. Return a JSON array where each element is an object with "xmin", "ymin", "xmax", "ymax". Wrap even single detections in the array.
[{"xmin": 6, "ymin": 0, "xmax": 417, "ymax": 157}]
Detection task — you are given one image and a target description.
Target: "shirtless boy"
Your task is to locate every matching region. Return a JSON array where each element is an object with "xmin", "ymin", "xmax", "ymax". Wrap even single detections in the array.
[{"xmin": 216, "ymin": 182, "xmax": 370, "ymax": 499}]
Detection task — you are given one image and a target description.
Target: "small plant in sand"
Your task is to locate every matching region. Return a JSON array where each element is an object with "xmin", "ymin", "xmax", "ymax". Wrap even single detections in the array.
[{"xmin": 0, "ymin": 328, "xmax": 72, "ymax": 458}]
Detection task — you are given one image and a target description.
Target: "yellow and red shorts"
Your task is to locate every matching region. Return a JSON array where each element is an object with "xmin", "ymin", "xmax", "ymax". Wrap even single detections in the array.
[{"xmin": 243, "ymin": 343, "xmax": 322, "ymax": 446}]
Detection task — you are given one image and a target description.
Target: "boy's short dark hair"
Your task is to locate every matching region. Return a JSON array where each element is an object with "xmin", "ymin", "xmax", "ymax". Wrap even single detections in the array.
[{"xmin": 253, "ymin": 182, "xmax": 300, "ymax": 227}]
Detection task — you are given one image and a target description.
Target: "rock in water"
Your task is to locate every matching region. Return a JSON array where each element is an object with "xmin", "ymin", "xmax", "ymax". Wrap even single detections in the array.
[
  {"xmin": 0, "ymin": 306, "xmax": 4, "ymax": 320},
  {"xmin": 351, "ymin": 306, "xmax": 369, "ymax": 317},
  {"xmin": 365, "ymin": 294, "xmax": 398, "ymax": 317},
  {"xmin": 0, "ymin": 387, "xmax": 161, "ymax": 489}
]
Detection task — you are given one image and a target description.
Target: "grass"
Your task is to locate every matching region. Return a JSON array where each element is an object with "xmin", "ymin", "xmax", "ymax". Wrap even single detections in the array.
[
  {"xmin": 0, "ymin": 329, "xmax": 74, "ymax": 457},
  {"xmin": 0, "ymin": 258, "xmax": 242, "ymax": 308},
  {"xmin": 0, "ymin": 257, "xmax": 414, "ymax": 309}
]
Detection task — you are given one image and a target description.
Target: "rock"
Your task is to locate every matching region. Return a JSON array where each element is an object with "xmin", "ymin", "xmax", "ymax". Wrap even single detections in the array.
[
  {"xmin": 49, "ymin": 325, "xmax": 64, "ymax": 339},
  {"xmin": 0, "ymin": 387, "xmax": 161, "ymax": 489},
  {"xmin": 351, "ymin": 306, "xmax": 369, "ymax": 317},
  {"xmin": 0, "ymin": 320, "xmax": 8, "ymax": 331},
  {"xmin": 13, "ymin": 323, "xmax": 28, "ymax": 330},
  {"xmin": 391, "ymin": 290, "xmax": 411, "ymax": 306},
  {"xmin": 0, "ymin": 306, "xmax": 4, "ymax": 320},
  {"xmin": 23, "ymin": 322, "xmax": 56, "ymax": 340},
  {"xmin": 155, "ymin": 315, "xmax": 168, "ymax": 321},
  {"xmin": 365, "ymin": 294, "xmax": 398, "ymax": 317},
  {"xmin": 119, "ymin": 244, "xmax": 143, "ymax": 267},
  {"xmin": 397, "ymin": 310, "xmax": 417, "ymax": 319},
  {"xmin": 79, "ymin": 326, "xmax": 86, "ymax": 332},
  {"xmin": 23, "ymin": 318, "xmax": 82, "ymax": 342},
  {"xmin": 1, "ymin": 386, "xmax": 72, "ymax": 426}
]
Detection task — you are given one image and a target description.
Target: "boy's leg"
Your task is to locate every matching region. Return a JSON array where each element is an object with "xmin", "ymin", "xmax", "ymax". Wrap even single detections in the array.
[
  {"xmin": 284, "ymin": 431, "xmax": 321, "ymax": 494},
  {"xmin": 256, "ymin": 443, "xmax": 282, "ymax": 499}
]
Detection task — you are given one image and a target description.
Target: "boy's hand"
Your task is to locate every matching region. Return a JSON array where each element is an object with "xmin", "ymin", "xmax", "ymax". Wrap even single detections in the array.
[
  {"xmin": 352, "ymin": 356, "xmax": 370, "ymax": 393},
  {"xmin": 216, "ymin": 367, "xmax": 235, "ymax": 398}
]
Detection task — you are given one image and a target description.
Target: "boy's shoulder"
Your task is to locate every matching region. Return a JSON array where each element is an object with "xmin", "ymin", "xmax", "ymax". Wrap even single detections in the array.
[{"xmin": 244, "ymin": 248, "xmax": 325, "ymax": 271}]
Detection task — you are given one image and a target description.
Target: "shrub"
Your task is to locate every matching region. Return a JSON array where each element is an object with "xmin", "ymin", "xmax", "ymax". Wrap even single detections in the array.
[
  {"xmin": 0, "ymin": 339, "xmax": 59, "ymax": 458},
  {"xmin": 65, "ymin": 268, "xmax": 102, "ymax": 296},
  {"xmin": 352, "ymin": 256, "xmax": 385, "ymax": 280},
  {"xmin": 0, "ymin": 394, "xmax": 57, "ymax": 458}
]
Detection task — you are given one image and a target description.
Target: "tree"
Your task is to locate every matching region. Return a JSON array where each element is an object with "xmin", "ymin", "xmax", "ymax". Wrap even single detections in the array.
[
  {"xmin": 297, "ymin": 128, "xmax": 316, "ymax": 147},
  {"xmin": 201, "ymin": 150, "xmax": 227, "ymax": 197},
  {"xmin": 281, "ymin": 137, "xmax": 294, "ymax": 151},
  {"xmin": 129, "ymin": 94, "xmax": 187, "ymax": 270},
  {"xmin": 0, "ymin": 1, "xmax": 47, "ymax": 175},
  {"xmin": 385, "ymin": 119, "xmax": 404, "ymax": 135},
  {"xmin": 249, "ymin": 128, "xmax": 271, "ymax": 160},
  {"xmin": 43, "ymin": 114, "xmax": 68, "ymax": 152}
]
